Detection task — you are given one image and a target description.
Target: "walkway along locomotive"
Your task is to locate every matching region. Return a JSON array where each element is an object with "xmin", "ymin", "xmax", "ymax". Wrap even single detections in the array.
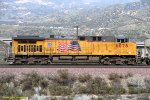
[{"xmin": 6, "ymin": 35, "xmax": 138, "ymax": 65}]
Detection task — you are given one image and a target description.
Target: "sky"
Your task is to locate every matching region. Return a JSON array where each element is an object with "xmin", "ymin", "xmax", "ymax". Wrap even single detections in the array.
[
  {"xmin": 15, "ymin": 0, "xmax": 54, "ymax": 5},
  {"xmin": 15, "ymin": 0, "xmax": 140, "ymax": 5}
]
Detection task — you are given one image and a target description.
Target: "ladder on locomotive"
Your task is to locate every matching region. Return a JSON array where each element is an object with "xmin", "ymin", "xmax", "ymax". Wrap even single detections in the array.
[{"xmin": 136, "ymin": 49, "xmax": 142, "ymax": 64}]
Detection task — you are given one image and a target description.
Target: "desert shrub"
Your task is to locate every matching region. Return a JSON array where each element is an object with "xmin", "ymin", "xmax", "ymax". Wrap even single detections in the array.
[
  {"xmin": 39, "ymin": 79, "xmax": 49, "ymax": 89},
  {"xmin": 21, "ymin": 80, "xmax": 33, "ymax": 91},
  {"xmin": 51, "ymin": 97, "xmax": 57, "ymax": 100},
  {"xmin": 144, "ymin": 78, "xmax": 150, "ymax": 92},
  {"xmin": 0, "ymin": 73, "xmax": 16, "ymax": 84},
  {"xmin": 0, "ymin": 73, "xmax": 21, "ymax": 96},
  {"xmin": 108, "ymin": 73, "xmax": 123, "ymax": 81},
  {"xmin": 0, "ymin": 84, "xmax": 11, "ymax": 96},
  {"xmin": 124, "ymin": 73, "xmax": 133, "ymax": 78},
  {"xmin": 109, "ymin": 87, "xmax": 126, "ymax": 95},
  {"xmin": 91, "ymin": 97, "xmax": 103, "ymax": 100},
  {"xmin": 78, "ymin": 74, "xmax": 92, "ymax": 83},
  {"xmin": 78, "ymin": 85, "xmax": 89, "ymax": 94},
  {"xmin": 49, "ymin": 84, "xmax": 72, "ymax": 96},
  {"xmin": 127, "ymin": 77, "xmax": 146, "ymax": 93},
  {"xmin": 50, "ymin": 69, "xmax": 76, "ymax": 86},
  {"xmin": 109, "ymin": 75, "xmax": 126, "ymax": 95},
  {"xmin": 137, "ymin": 94, "xmax": 150, "ymax": 100},
  {"xmin": 128, "ymin": 87, "xmax": 147, "ymax": 94},
  {"xmin": 87, "ymin": 77, "xmax": 110, "ymax": 94},
  {"xmin": 39, "ymin": 88, "xmax": 48, "ymax": 95},
  {"xmin": 111, "ymin": 78, "xmax": 122, "ymax": 88},
  {"xmin": 0, "ymin": 83, "xmax": 23, "ymax": 96},
  {"xmin": 19, "ymin": 71, "xmax": 51, "ymax": 96},
  {"xmin": 127, "ymin": 77, "xmax": 148, "ymax": 94},
  {"xmin": 23, "ymin": 90, "xmax": 35, "ymax": 98},
  {"xmin": 20, "ymin": 71, "xmax": 44, "ymax": 91}
]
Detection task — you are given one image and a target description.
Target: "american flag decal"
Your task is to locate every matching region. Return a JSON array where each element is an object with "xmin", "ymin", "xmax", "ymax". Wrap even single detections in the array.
[{"xmin": 58, "ymin": 41, "xmax": 81, "ymax": 52}]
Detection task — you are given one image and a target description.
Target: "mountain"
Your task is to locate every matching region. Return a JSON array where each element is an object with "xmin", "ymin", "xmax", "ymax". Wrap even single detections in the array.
[
  {"xmin": 0, "ymin": 0, "xmax": 150, "ymax": 41},
  {"xmin": 0, "ymin": 0, "xmax": 140, "ymax": 22}
]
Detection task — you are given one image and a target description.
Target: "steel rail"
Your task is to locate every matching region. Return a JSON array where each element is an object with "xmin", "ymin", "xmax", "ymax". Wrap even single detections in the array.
[{"xmin": 0, "ymin": 64, "xmax": 149, "ymax": 68}]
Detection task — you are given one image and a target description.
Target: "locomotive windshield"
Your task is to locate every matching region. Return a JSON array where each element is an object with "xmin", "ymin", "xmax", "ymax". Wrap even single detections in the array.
[{"xmin": 116, "ymin": 36, "xmax": 129, "ymax": 43}]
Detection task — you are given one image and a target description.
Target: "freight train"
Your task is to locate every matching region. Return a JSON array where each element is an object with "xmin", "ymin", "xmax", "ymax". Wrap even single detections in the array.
[{"xmin": 5, "ymin": 35, "xmax": 150, "ymax": 65}]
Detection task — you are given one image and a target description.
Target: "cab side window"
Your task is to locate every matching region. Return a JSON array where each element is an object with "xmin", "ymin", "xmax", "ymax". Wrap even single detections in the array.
[
  {"xmin": 34, "ymin": 45, "xmax": 36, "ymax": 52},
  {"xmin": 37, "ymin": 46, "xmax": 39, "ymax": 51},
  {"xmin": 24, "ymin": 45, "xmax": 26, "ymax": 52},
  {"xmin": 117, "ymin": 39, "xmax": 125, "ymax": 43},
  {"xmin": 18, "ymin": 45, "xmax": 20, "ymax": 52},
  {"xmin": 21, "ymin": 46, "xmax": 23, "ymax": 51},
  {"xmin": 39, "ymin": 45, "xmax": 42, "ymax": 52},
  {"xmin": 117, "ymin": 38, "xmax": 128, "ymax": 43}
]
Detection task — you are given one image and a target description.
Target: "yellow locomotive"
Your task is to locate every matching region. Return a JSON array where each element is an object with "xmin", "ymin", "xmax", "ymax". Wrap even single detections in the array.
[{"xmin": 9, "ymin": 35, "xmax": 136, "ymax": 65}]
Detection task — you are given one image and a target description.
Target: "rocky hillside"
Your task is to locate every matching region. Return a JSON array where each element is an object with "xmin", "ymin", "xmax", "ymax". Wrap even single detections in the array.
[{"xmin": 0, "ymin": 0, "xmax": 150, "ymax": 41}]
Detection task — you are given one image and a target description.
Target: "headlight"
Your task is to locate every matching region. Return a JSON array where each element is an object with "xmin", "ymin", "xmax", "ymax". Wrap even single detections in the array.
[{"xmin": 129, "ymin": 52, "xmax": 131, "ymax": 54}]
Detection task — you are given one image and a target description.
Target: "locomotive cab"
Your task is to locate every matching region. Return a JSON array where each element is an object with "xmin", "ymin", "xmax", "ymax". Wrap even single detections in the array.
[{"xmin": 116, "ymin": 35, "xmax": 129, "ymax": 43}]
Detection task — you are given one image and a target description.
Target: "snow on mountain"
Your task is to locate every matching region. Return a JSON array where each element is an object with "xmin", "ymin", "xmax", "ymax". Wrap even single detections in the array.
[{"xmin": 15, "ymin": 0, "xmax": 54, "ymax": 5}]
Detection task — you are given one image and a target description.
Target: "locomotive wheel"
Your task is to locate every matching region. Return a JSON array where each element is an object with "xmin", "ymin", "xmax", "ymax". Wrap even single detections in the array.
[
  {"xmin": 14, "ymin": 57, "xmax": 22, "ymax": 65},
  {"xmin": 115, "ymin": 59, "xmax": 126, "ymax": 65},
  {"xmin": 127, "ymin": 58, "xmax": 136, "ymax": 65},
  {"xmin": 14, "ymin": 60, "xmax": 22, "ymax": 65},
  {"xmin": 146, "ymin": 59, "xmax": 150, "ymax": 65},
  {"xmin": 22, "ymin": 61, "xmax": 28, "ymax": 65},
  {"xmin": 101, "ymin": 57, "xmax": 111, "ymax": 65},
  {"xmin": 28, "ymin": 57, "xmax": 35, "ymax": 65},
  {"xmin": 41, "ymin": 58, "xmax": 48, "ymax": 65}
]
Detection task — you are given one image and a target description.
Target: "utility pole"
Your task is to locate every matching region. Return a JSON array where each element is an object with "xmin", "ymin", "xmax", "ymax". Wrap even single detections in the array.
[{"xmin": 75, "ymin": 26, "xmax": 79, "ymax": 39}]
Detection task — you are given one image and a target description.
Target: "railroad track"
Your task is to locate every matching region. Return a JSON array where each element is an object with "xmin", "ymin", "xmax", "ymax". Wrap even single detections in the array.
[
  {"xmin": 0, "ymin": 65, "xmax": 150, "ymax": 77},
  {"xmin": 0, "ymin": 64, "xmax": 149, "ymax": 68}
]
